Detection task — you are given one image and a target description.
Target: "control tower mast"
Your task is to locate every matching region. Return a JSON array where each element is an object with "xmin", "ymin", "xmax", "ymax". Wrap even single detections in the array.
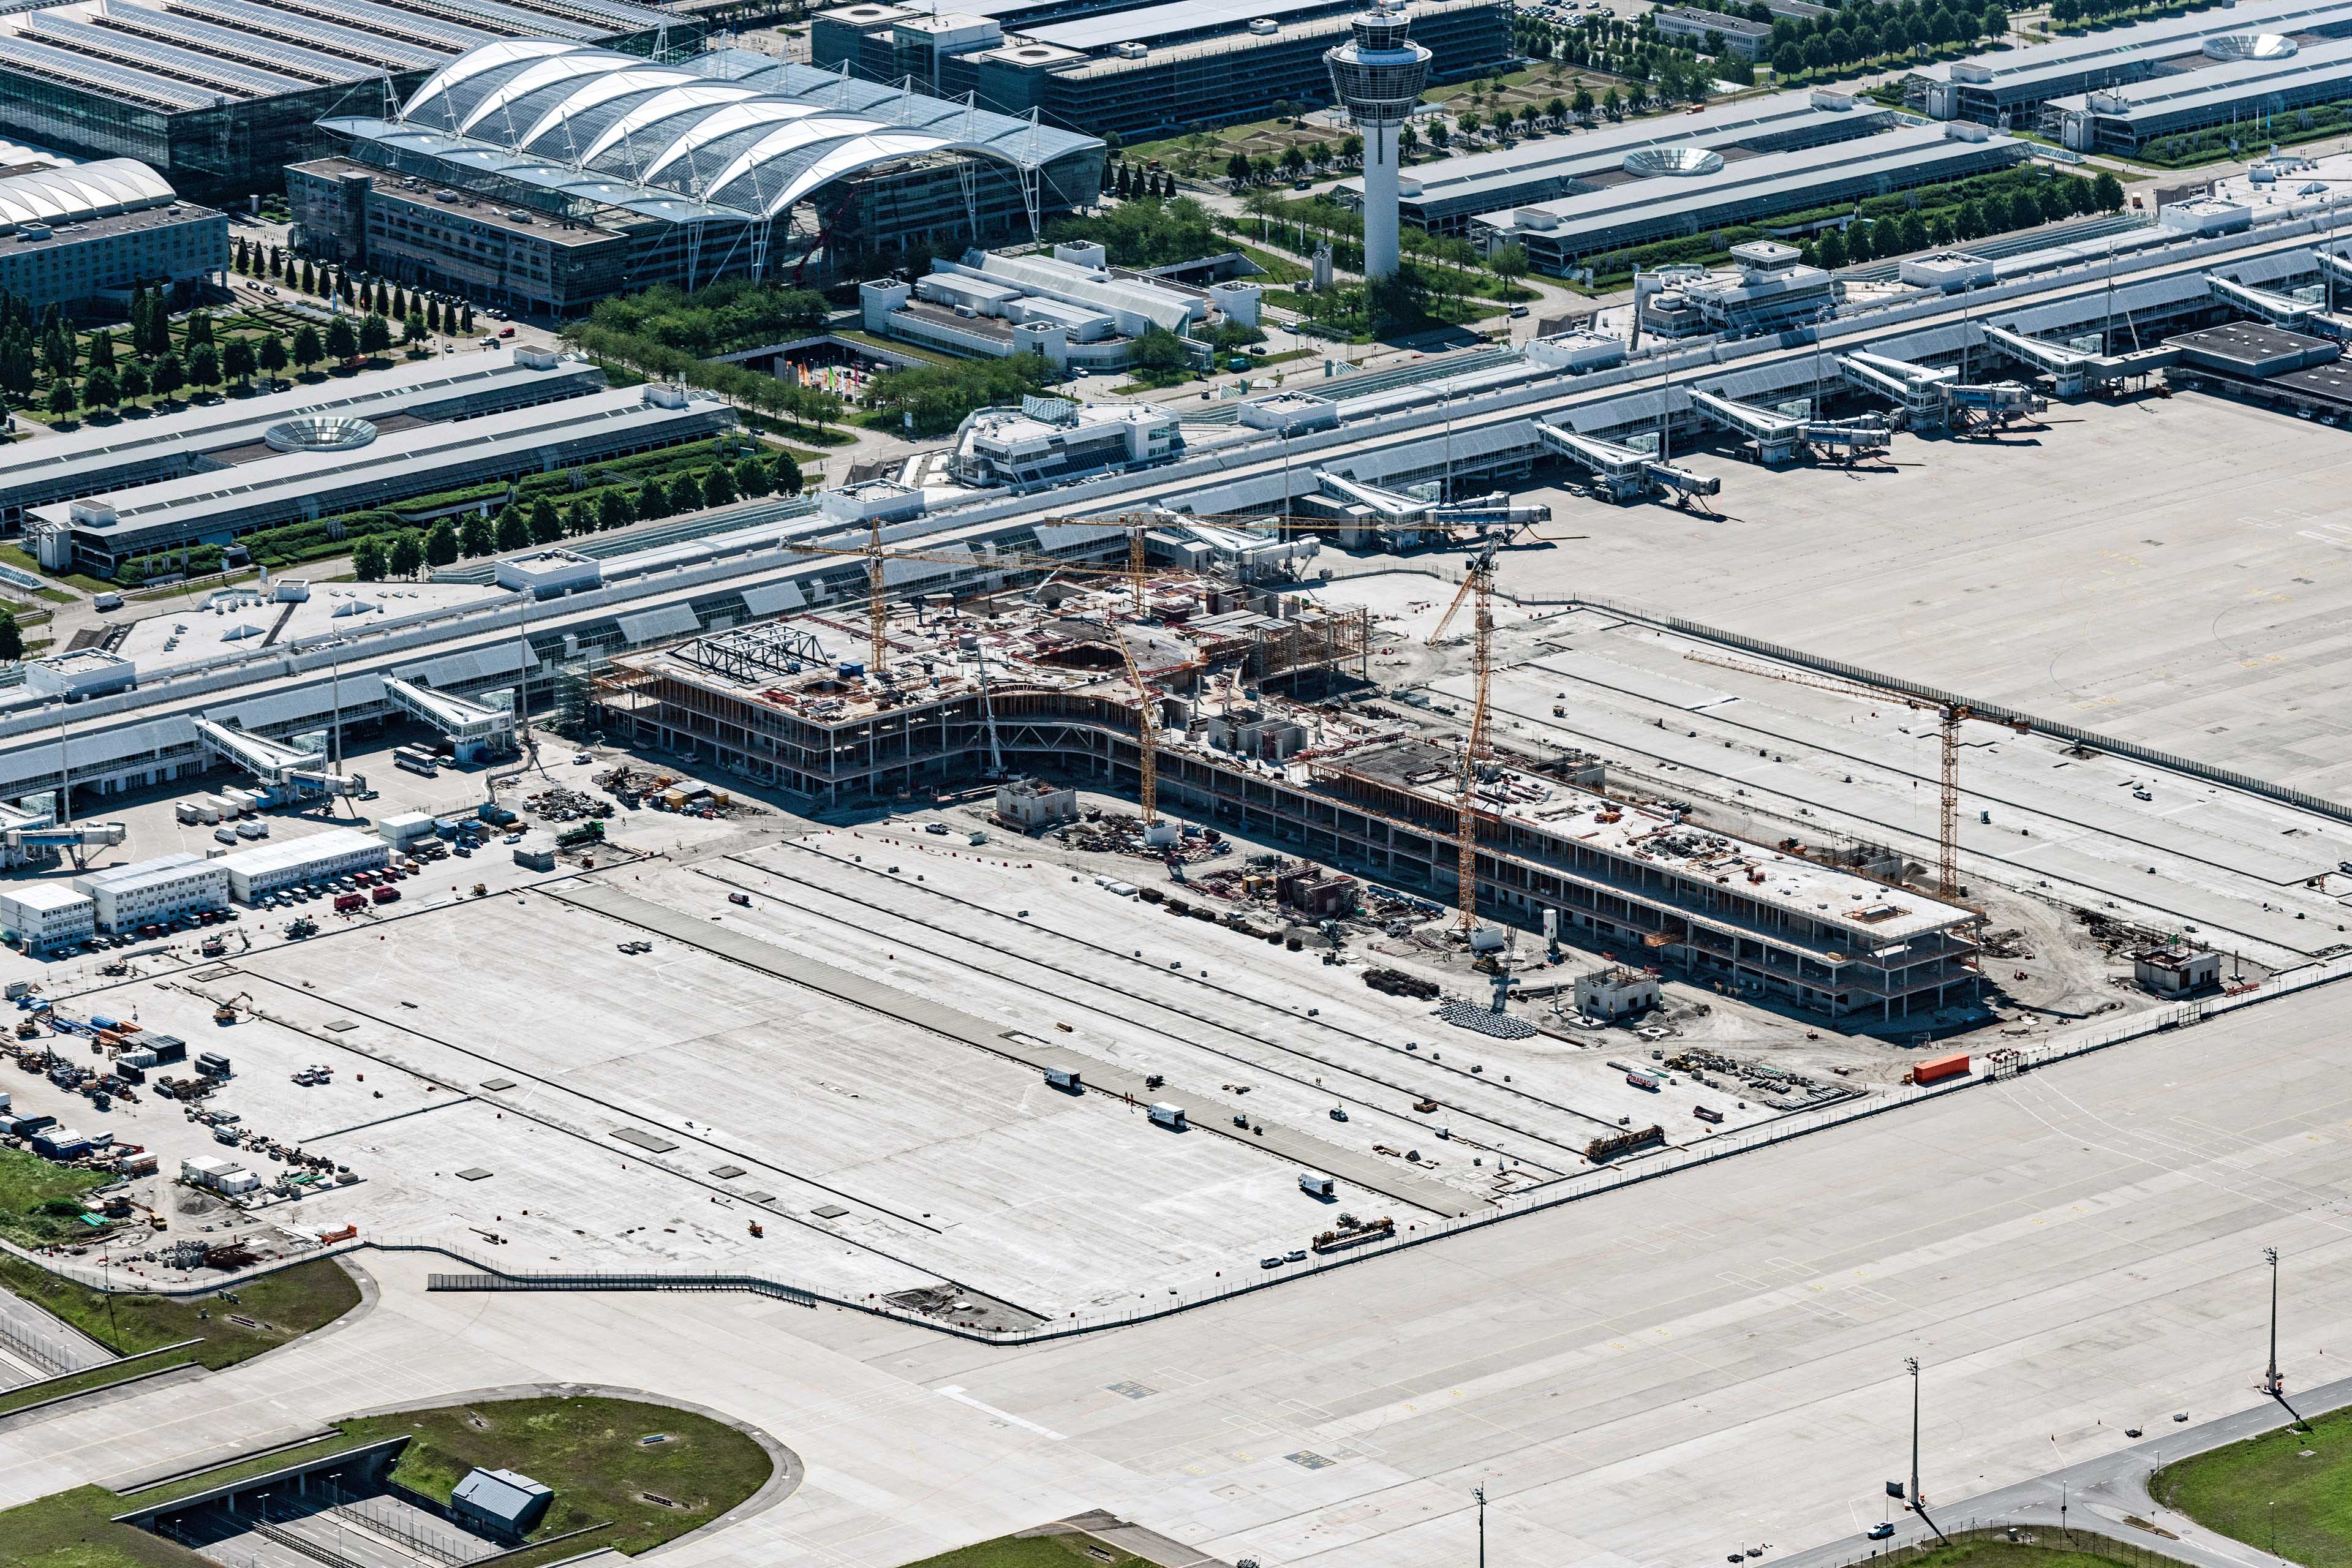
[{"xmin": 1325, "ymin": 2, "xmax": 1430, "ymax": 281}]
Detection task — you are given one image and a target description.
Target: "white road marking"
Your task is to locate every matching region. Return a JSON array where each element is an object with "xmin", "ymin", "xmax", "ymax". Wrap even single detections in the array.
[{"xmin": 933, "ymin": 1384, "xmax": 1067, "ymax": 1440}]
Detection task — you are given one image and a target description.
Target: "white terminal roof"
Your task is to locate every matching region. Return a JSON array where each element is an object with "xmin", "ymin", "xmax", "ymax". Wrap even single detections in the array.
[
  {"xmin": 332, "ymin": 41, "xmax": 1102, "ymax": 225},
  {"xmin": 1909, "ymin": 0, "xmax": 2352, "ymax": 88},
  {"xmin": 75, "ymin": 852, "xmax": 202, "ymax": 892},
  {"xmin": 0, "ymin": 158, "xmax": 176, "ymax": 230}
]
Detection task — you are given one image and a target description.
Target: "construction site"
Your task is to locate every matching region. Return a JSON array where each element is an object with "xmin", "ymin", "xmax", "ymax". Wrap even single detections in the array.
[{"xmin": 13, "ymin": 155, "xmax": 2352, "ymax": 1568}]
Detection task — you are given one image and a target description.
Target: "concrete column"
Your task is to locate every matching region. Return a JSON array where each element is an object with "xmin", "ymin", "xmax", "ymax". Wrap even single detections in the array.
[{"xmin": 1365, "ymin": 121, "xmax": 1403, "ymax": 281}]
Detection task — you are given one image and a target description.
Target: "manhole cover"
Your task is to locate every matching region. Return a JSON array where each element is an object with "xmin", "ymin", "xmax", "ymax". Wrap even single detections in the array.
[
  {"xmin": 709, "ymin": 1165, "xmax": 746, "ymax": 1180},
  {"xmin": 810, "ymin": 1204, "xmax": 849, "ymax": 1219},
  {"xmin": 481, "ymin": 1079, "xmax": 517, "ymax": 1091},
  {"xmin": 455, "ymin": 1167, "xmax": 493, "ymax": 1182}
]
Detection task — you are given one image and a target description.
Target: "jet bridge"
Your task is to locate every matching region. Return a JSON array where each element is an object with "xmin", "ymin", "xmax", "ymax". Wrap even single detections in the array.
[
  {"xmin": 382, "ymin": 677, "xmax": 517, "ymax": 763},
  {"xmin": 2210, "ymin": 274, "xmax": 2329, "ymax": 332},
  {"xmin": 1839, "ymin": 350, "xmax": 2046, "ymax": 429},
  {"xmin": 1532, "ymin": 423, "xmax": 1721, "ymax": 507},
  {"xmin": 1978, "ymin": 324, "xmax": 2179, "ymax": 397},
  {"xmin": 192, "ymin": 718, "xmax": 366, "ymax": 800},
  {"xmin": 1684, "ymin": 388, "xmax": 1890, "ymax": 464}
]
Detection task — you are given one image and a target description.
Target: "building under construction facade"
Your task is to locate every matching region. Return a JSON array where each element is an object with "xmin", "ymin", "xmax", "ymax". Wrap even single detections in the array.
[{"xmin": 590, "ymin": 573, "xmax": 1978, "ymax": 1021}]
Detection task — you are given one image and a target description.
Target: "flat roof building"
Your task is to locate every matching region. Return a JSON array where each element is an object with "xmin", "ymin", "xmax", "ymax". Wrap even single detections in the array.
[
  {"xmin": 2046, "ymin": 34, "xmax": 2352, "ymax": 152},
  {"xmin": 1469, "ymin": 122, "xmax": 2029, "ymax": 271},
  {"xmin": 217, "ymin": 826, "xmax": 388, "ymax": 901},
  {"xmin": 0, "ymin": 159, "xmax": 227, "ymax": 311},
  {"xmin": 0, "ymin": 881, "xmax": 95, "ymax": 952},
  {"xmin": 861, "ymin": 243, "xmax": 1216, "ymax": 373},
  {"xmin": 1338, "ymin": 86, "xmax": 1893, "ymax": 235},
  {"xmin": 0, "ymin": 347, "xmax": 609, "ymax": 535},
  {"xmin": 1905, "ymin": 0, "xmax": 2352, "ymax": 126},
  {"xmin": 817, "ymin": 0, "xmax": 1509, "ymax": 138},
  {"xmin": 73, "ymin": 853, "xmax": 226, "ymax": 931},
  {"xmin": 30, "ymin": 384, "xmax": 734, "ymax": 576},
  {"xmin": 1651, "ymin": 6, "xmax": 1774, "ymax": 59},
  {"xmin": 0, "ymin": 0, "xmax": 689, "ymax": 204}
]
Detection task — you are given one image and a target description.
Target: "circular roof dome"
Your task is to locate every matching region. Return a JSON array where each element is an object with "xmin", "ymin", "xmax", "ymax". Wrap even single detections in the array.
[
  {"xmin": 1623, "ymin": 146, "xmax": 1724, "ymax": 178},
  {"xmin": 2204, "ymin": 32, "xmax": 2296, "ymax": 59},
  {"xmin": 265, "ymin": 416, "xmax": 379, "ymax": 454}
]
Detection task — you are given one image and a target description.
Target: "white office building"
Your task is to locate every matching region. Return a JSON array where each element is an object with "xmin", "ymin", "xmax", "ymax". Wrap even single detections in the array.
[
  {"xmin": 217, "ymin": 827, "xmax": 389, "ymax": 902},
  {"xmin": 952, "ymin": 397, "xmax": 1181, "ymax": 487},
  {"xmin": 0, "ymin": 882, "xmax": 95, "ymax": 952},
  {"xmin": 73, "ymin": 853, "xmax": 227, "ymax": 931}
]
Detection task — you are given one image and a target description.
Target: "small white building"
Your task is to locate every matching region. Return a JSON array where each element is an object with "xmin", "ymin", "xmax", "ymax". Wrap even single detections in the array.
[
  {"xmin": 377, "ymin": 811, "xmax": 438, "ymax": 846},
  {"xmin": 2133, "ymin": 943, "xmax": 2221, "ymax": 997},
  {"xmin": 1575, "ymin": 965, "xmax": 1662, "ymax": 1020},
  {"xmin": 494, "ymin": 549, "xmax": 603, "ymax": 599},
  {"xmin": 216, "ymin": 827, "xmax": 389, "ymax": 902},
  {"xmin": 952, "ymin": 399, "xmax": 1179, "ymax": 488},
  {"xmin": 73, "ymin": 853, "xmax": 226, "ymax": 931},
  {"xmin": 0, "ymin": 882, "xmax": 94, "ymax": 952},
  {"xmin": 23, "ymin": 649, "xmax": 136, "ymax": 702},
  {"xmin": 994, "ymin": 777, "xmax": 1077, "ymax": 829}
]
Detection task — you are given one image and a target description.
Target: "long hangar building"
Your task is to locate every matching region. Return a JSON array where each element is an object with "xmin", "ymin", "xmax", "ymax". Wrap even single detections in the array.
[
  {"xmin": 293, "ymin": 40, "xmax": 1107, "ymax": 311},
  {"xmin": 0, "ymin": 0, "xmax": 691, "ymax": 203},
  {"xmin": 813, "ymin": 0, "xmax": 1510, "ymax": 138}
]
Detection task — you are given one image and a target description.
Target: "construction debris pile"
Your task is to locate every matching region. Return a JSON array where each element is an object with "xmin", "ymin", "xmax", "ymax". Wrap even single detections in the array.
[
  {"xmin": 1664, "ymin": 1047, "xmax": 1856, "ymax": 1110},
  {"xmin": 1311, "ymin": 1213, "xmax": 1396, "ymax": 1253},
  {"xmin": 1362, "ymin": 967, "xmax": 1440, "ymax": 1000},
  {"xmin": 522, "ymin": 785, "xmax": 616, "ymax": 824}
]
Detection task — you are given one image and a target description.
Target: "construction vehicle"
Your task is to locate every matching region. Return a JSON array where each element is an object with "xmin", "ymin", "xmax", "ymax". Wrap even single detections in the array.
[{"xmin": 285, "ymin": 916, "xmax": 318, "ymax": 939}]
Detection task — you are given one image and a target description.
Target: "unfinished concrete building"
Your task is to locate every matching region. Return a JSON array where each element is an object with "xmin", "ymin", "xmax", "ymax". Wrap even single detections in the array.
[{"xmin": 590, "ymin": 576, "xmax": 1978, "ymax": 1020}]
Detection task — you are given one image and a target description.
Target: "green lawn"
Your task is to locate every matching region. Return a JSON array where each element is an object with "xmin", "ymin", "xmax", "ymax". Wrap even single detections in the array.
[
  {"xmin": 0, "ymin": 1252, "xmax": 359, "ymax": 1366},
  {"xmin": 0, "ymin": 1148, "xmax": 110, "ymax": 1247},
  {"xmin": 1886, "ymin": 1541, "xmax": 2170, "ymax": 1568},
  {"xmin": 898, "ymin": 1531, "xmax": 1147, "ymax": 1568},
  {"xmin": 2154, "ymin": 1406, "xmax": 2352, "ymax": 1567},
  {"xmin": 358, "ymin": 1395, "xmax": 772, "ymax": 1560},
  {"xmin": 0, "ymin": 545, "xmax": 107, "ymax": 596},
  {"xmin": 0, "ymin": 1393, "xmax": 772, "ymax": 1568}
]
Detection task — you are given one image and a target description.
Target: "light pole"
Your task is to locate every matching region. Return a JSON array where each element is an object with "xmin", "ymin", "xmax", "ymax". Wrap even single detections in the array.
[
  {"xmin": 1906, "ymin": 1357, "xmax": 1924, "ymax": 1515},
  {"xmin": 1474, "ymin": 1483, "xmax": 1487, "ymax": 1568},
  {"xmin": 2263, "ymin": 1245, "xmax": 2284, "ymax": 1398}
]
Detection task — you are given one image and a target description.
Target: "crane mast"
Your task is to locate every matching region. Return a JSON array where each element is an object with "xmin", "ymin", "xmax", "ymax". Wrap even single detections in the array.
[
  {"xmin": 1681, "ymin": 651, "xmax": 1981, "ymax": 902},
  {"xmin": 1453, "ymin": 542, "xmax": 1498, "ymax": 936}
]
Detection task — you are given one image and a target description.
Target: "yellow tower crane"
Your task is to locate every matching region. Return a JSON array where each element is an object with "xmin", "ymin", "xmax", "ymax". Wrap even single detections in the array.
[
  {"xmin": 1680, "ymin": 650, "xmax": 2016, "ymax": 903},
  {"xmin": 1428, "ymin": 540, "xmax": 1500, "ymax": 937}
]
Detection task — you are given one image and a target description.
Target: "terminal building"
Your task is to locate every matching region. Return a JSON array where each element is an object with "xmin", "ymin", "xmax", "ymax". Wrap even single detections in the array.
[
  {"xmin": 0, "ymin": 0, "xmax": 688, "ymax": 203},
  {"xmin": 0, "ymin": 159, "xmax": 227, "ymax": 311},
  {"xmin": 1904, "ymin": 0, "xmax": 2352, "ymax": 127},
  {"xmin": 27, "ymin": 382, "xmax": 734, "ymax": 575},
  {"xmin": 1336, "ymin": 86, "xmax": 1896, "ymax": 237},
  {"xmin": 1469, "ymin": 122, "xmax": 2028, "ymax": 272},
  {"xmin": 812, "ymin": 0, "xmax": 1510, "ymax": 138},
  {"xmin": 1649, "ymin": 5, "xmax": 1774, "ymax": 59},
  {"xmin": 2045, "ymin": 33, "xmax": 2352, "ymax": 153},
  {"xmin": 0, "ymin": 347, "xmax": 611, "ymax": 539},
  {"xmin": 300, "ymin": 42, "xmax": 1106, "ymax": 306}
]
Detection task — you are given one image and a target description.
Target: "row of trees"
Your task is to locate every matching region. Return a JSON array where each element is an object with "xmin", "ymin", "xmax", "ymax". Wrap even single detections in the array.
[
  {"xmin": 348, "ymin": 453, "xmax": 802, "ymax": 581},
  {"xmin": 232, "ymin": 239, "xmax": 478, "ymax": 336},
  {"xmin": 578, "ymin": 277, "xmax": 826, "ymax": 359},
  {"xmin": 15, "ymin": 313, "xmax": 409, "ymax": 421},
  {"xmin": 1803, "ymin": 171, "xmax": 2125, "ymax": 269},
  {"xmin": 2051, "ymin": 0, "xmax": 2220, "ymax": 26},
  {"xmin": 1759, "ymin": 0, "xmax": 2007, "ymax": 78},
  {"xmin": 561, "ymin": 320, "xmax": 843, "ymax": 435}
]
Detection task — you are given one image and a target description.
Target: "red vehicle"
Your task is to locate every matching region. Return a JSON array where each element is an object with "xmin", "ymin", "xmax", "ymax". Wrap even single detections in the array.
[
  {"xmin": 498, "ymin": 325, "xmax": 516, "ymax": 338},
  {"xmin": 334, "ymin": 892, "xmax": 366, "ymax": 914},
  {"xmin": 352, "ymin": 870, "xmax": 378, "ymax": 887},
  {"xmin": 371, "ymin": 885, "xmax": 400, "ymax": 905}
]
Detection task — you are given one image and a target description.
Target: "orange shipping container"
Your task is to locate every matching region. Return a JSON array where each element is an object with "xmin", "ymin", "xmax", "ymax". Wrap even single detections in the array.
[{"xmin": 1909, "ymin": 1052, "xmax": 1970, "ymax": 1086}]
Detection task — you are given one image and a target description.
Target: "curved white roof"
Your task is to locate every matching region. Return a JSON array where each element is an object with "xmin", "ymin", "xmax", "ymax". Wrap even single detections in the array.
[
  {"xmin": 391, "ymin": 43, "xmax": 1098, "ymax": 219},
  {"xmin": 0, "ymin": 159, "xmax": 176, "ymax": 229}
]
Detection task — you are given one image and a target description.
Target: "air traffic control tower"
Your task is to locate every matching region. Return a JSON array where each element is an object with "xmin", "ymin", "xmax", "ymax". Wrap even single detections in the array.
[{"xmin": 1325, "ymin": 2, "xmax": 1431, "ymax": 280}]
